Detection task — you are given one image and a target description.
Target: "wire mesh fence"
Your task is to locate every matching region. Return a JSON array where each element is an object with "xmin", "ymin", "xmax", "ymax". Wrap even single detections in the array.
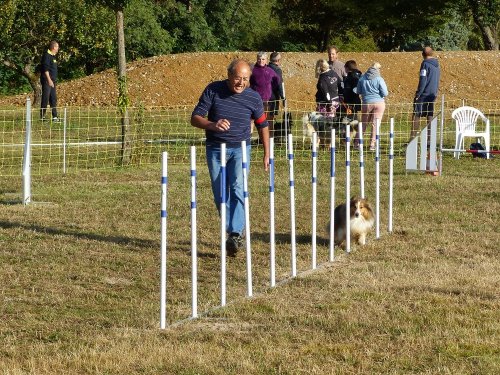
[{"xmin": 1, "ymin": 97, "xmax": 498, "ymax": 177}]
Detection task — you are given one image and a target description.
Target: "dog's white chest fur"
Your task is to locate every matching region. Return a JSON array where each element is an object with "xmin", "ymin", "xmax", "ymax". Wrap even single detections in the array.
[{"xmin": 332, "ymin": 198, "xmax": 375, "ymax": 246}]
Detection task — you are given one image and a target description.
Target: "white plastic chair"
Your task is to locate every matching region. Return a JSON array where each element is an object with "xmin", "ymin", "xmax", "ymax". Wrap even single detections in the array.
[{"xmin": 451, "ymin": 106, "xmax": 490, "ymax": 159}]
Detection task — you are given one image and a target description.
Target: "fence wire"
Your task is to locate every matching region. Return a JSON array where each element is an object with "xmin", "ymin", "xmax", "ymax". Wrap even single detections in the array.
[{"xmin": 0, "ymin": 98, "xmax": 498, "ymax": 177}]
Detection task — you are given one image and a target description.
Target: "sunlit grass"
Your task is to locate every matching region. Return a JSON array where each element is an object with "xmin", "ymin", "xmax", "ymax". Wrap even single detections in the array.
[{"xmin": 0, "ymin": 154, "xmax": 499, "ymax": 374}]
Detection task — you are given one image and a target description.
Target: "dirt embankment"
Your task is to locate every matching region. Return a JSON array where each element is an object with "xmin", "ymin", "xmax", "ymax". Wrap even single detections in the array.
[{"xmin": 1, "ymin": 51, "xmax": 499, "ymax": 107}]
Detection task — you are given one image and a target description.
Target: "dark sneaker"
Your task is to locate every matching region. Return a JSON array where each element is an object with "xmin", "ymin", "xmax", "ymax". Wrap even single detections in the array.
[{"xmin": 226, "ymin": 232, "xmax": 243, "ymax": 256}]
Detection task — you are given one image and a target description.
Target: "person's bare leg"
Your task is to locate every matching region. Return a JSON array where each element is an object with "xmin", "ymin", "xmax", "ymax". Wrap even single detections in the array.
[
  {"xmin": 267, "ymin": 114, "xmax": 275, "ymax": 139},
  {"xmin": 410, "ymin": 113, "xmax": 420, "ymax": 139},
  {"xmin": 370, "ymin": 120, "xmax": 376, "ymax": 148},
  {"xmin": 426, "ymin": 115, "xmax": 433, "ymax": 145}
]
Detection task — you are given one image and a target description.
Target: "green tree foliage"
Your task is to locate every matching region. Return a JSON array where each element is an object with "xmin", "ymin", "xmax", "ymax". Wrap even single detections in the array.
[
  {"xmin": 464, "ymin": 0, "xmax": 499, "ymax": 50},
  {"xmin": 426, "ymin": 9, "xmax": 471, "ymax": 51},
  {"xmin": 0, "ymin": 0, "xmax": 73, "ymax": 103},
  {"xmin": 202, "ymin": 0, "xmax": 278, "ymax": 50},
  {"xmin": 272, "ymin": 0, "xmax": 365, "ymax": 51},
  {"xmin": 0, "ymin": 0, "xmax": 16, "ymax": 34},
  {"xmin": 63, "ymin": 2, "xmax": 116, "ymax": 77},
  {"xmin": 158, "ymin": 1, "xmax": 219, "ymax": 52},
  {"xmin": 124, "ymin": 0, "xmax": 174, "ymax": 60},
  {"xmin": 0, "ymin": 0, "xmax": 498, "ymax": 97},
  {"xmin": 400, "ymin": 8, "xmax": 471, "ymax": 51}
]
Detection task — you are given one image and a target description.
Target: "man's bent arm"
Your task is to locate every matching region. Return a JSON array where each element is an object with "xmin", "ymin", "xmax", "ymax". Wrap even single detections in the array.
[{"xmin": 191, "ymin": 114, "xmax": 230, "ymax": 132}]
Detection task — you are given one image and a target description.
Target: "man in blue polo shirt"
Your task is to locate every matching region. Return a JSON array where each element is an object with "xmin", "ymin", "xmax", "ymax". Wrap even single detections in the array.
[
  {"xmin": 410, "ymin": 46, "xmax": 440, "ymax": 139},
  {"xmin": 191, "ymin": 59, "xmax": 270, "ymax": 255}
]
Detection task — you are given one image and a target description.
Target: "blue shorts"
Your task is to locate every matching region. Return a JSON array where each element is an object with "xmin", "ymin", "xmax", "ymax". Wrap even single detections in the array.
[{"xmin": 414, "ymin": 96, "xmax": 436, "ymax": 117}]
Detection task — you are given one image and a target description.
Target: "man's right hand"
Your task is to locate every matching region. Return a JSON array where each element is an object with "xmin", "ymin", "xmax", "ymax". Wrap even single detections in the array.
[{"xmin": 211, "ymin": 119, "xmax": 231, "ymax": 132}]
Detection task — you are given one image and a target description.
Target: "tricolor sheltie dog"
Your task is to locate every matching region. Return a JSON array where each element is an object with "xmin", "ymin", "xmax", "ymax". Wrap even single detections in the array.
[
  {"xmin": 330, "ymin": 197, "xmax": 375, "ymax": 246},
  {"xmin": 302, "ymin": 112, "xmax": 358, "ymax": 148}
]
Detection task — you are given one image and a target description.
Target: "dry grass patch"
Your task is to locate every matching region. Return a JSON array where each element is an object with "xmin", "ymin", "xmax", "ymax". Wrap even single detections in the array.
[{"xmin": 0, "ymin": 154, "xmax": 499, "ymax": 374}]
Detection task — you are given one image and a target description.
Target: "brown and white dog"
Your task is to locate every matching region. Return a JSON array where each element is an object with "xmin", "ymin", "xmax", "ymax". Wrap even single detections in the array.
[{"xmin": 330, "ymin": 197, "xmax": 375, "ymax": 246}]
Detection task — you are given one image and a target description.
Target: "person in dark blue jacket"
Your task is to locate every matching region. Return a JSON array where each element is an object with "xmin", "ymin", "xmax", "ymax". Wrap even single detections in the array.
[
  {"xmin": 410, "ymin": 47, "xmax": 440, "ymax": 139},
  {"xmin": 343, "ymin": 60, "xmax": 362, "ymax": 116},
  {"xmin": 40, "ymin": 40, "xmax": 60, "ymax": 122}
]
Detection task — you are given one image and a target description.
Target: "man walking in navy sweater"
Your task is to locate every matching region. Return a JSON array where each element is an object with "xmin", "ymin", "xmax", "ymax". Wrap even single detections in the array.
[{"xmin": 410, "ymin": 46, "xmax": 440, "ymax": 139}]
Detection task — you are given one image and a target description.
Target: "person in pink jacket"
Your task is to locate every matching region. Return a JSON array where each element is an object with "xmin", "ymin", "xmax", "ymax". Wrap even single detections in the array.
[{"xmin": 250, "ymin": 52, "xmax": 281, "ymax": 137}]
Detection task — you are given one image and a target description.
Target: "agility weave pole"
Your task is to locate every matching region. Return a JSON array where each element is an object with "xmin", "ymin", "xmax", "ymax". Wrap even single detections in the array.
[
  {"xmin": 160, "ymin": 152, "xmax": 168, "ymax": 329},
  {"xmin": 159, "ymin": 131, "xmax": 395, "ymax": 328},
  {"xmin": 389, "ymin": 119, "xmax": 394, "ymax": 233},
  {"xmin": 345, "ymin": 124, "xmax": 351, "ymax": 253},
  {"xmin": 190, "ymin": 146, "xmax": 198, "ymax": 318},
  {"xmin": 269, "ymin": 138, "xmax": 276, "ymax": 287},
  {"xmin": 358, "ymin": 122, "xmax": 365, "ymax": 199},
  {"xmin": 311, "ymin": 132, "xmax": 318, "ymax": 269},
  {"xmin": 288, "ymin": 133, "xmax": 297, "ymax": 277},
  {"xmin": 375, "ymin": 118, "xmax": 381, "ymax": 239},
  {"xmin": 329, "ymin": 129, "xmax": 336, "ymax": 262},
  {"xmin": 220, "ymin": 143, "xmax": 227, "ymax": 307},
  {"xmin": 241, "ymin": 140, "xmax": 253, "ymax": 297}
]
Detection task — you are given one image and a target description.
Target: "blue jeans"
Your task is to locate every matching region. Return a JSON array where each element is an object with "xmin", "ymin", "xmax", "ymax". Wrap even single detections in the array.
[{"xmin": 206, "ymin": 142, "xmax": 251, "ymax": 236}]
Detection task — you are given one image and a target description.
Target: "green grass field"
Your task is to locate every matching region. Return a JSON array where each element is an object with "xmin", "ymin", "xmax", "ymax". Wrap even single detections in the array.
[{"xmin": 0, "ymin": 153, "xmax": 499, "ymax": 374}]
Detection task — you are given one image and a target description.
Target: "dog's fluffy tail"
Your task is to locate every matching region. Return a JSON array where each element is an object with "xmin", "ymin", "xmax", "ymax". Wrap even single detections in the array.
[{"xmin": 302, "ymin": 113, "xmax": 315, "ymax": 143}]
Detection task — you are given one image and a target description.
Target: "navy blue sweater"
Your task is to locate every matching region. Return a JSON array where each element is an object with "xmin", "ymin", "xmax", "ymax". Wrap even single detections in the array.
[
  {"xmin": 415, "ymin": 58, "xmax": 440, "ymax": 99},
  {"xmin": 192, "ymin": 80, "xmax": 268, "ymax": 146}
]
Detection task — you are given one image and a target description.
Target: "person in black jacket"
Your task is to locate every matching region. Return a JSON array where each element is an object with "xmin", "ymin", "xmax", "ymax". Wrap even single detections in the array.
[
  {"xmin": 343, "ymin": 60, "xmax": 362, "ymax": 117},
  {"xmin": 315, "ymin": 59, "xmax": 343, "ymax": 118},
  {"xmin": 268, "ymin": 52, "xmax": 285, "ymax": 114},
  {"xmin": 40, "ymin": 40, "xmax": 60, "ymax": 122}
]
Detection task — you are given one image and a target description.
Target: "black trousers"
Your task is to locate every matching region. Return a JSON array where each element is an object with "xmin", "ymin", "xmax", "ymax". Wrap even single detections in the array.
[{"xmin": 40, "ymin": 82, "xmax": 58, "ymax": 119}]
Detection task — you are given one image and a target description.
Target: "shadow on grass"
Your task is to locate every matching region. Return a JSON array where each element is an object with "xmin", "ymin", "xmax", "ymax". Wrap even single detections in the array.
[
  {"xmin": 172, "ymin": 239, "xmax": 219, "ymax": 259},
  {"xmin": 0, "ymin": 220, "xmax": 156, "ymax": 250},
  {"xmin": 252, "ymin": 231, "xmax": 330, "ymax": 247}
]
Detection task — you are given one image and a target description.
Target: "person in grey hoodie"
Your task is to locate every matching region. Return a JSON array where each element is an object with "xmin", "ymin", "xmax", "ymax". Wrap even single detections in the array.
[
  {"xmin": 410, "ymin": 46, "xmax": 440, "ymax": 139},
  {"xmin": 356, "ymin": 62, "xmax": 388, "ymax": 150}
]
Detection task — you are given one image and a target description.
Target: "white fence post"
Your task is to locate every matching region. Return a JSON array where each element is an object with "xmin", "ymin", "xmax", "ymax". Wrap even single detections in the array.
[
  {"xmin": 63, "ymin": 107, "xmax": 67, "ymax": 174},
  {"xmin": 22, "ymin": 98, "xmax": 32, "ymax": 205}
]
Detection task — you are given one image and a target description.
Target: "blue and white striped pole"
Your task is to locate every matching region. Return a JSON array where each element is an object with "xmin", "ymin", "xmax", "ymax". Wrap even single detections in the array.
[
  {"xmin": 311, "ymin": 132, "xmax": 317, "ymax": 269},
  {"xmin": 160, "ymin": 151, "xmax": 168, "ymax": 329},
  {"xmin": 329, "ymin": 129, "xmax": 336, "ymax": 261},
  {"xmin": 241, "ymin": 140, "xmax": 253, "ymax": 297},
  {"xmin": 269, "ymin": 138, "xmax": 276, "ymax": 287},
  {"xmin": 288, "ymin": 133, "xmax": 297, "ymax": 277},
  {"xmin": 346, "ymin": 124, "xmax": 351, "ymax": 253},
  {"xmin": 358, "ymin": 122, "xmax": 365, "ymax": 198},
  {"xmin": 220, "ymin": 143, "xmax": 227, "ymax": 306},
  {"xmin": 375, "ymin": 118, "xmax": 381, "ymax": 239},
  {"xmin": 388, "ymin": 118, "xmax": 394, "ymax": 233},
  {"xmin": 190, "ymin": 146, "xmax": 198, "ymax": 318}
]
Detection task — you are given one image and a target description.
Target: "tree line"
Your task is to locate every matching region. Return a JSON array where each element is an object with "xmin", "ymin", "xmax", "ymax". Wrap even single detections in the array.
[{"xmin": 1, "ymin": 0, "xmax": 498, "ymax": 97}]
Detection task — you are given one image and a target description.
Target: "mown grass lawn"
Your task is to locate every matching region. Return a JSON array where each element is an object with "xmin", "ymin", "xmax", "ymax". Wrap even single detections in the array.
[{"xmin": 0, "ymin": 152, "xmax": 499, "ymax": 374}]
